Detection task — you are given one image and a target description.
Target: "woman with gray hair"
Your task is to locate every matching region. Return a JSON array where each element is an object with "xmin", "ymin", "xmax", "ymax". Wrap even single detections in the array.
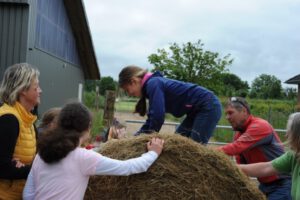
[
  {"xmin": 239, "ymin": 112, "xmax": 300, "ymax": 200},
  {"xmin": 0, "ymin": 63, "xmax": 42, "ymax": 199}
]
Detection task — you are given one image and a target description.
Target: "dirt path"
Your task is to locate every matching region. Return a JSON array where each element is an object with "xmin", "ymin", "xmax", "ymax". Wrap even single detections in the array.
[{"xmin": 114, "ymin": 111, "xmax": 177, "ymax": 135}]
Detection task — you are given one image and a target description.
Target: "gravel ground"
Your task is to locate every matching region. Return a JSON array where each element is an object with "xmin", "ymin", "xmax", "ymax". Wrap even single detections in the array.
[{"xmin": 114, "ymin": 111, "xmax": 177, "ymax": 136}]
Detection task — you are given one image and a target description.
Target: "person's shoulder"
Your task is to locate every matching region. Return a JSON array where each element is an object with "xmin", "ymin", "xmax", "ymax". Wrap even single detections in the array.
[
  {"xmin": 0, "ymin": 103, "xmax": 19, "ymax": 120},
  {"xmin": 0, "ymin": 113, "xmax": 18, "ymax": 119},
  {"xmin": 73, "ymin": 147, "xmax": 101, "ymax": 164},
  {"xmin": 69, "ymin": 148, "xmax": 93, "ymax": 161},
  {"xmin": 75, "ymin": 147, "xmax": 90, "ymax": 153},
  {"xmin": 76, "ymin": 147, "xmax": 99, "ymax": 156},
  {"xmin": 0, "ymin": 113, "xmax": 19, "ymax": 124},
  {"xmin": 253, "ymin": 116, "xmax": 272, "ymax": 126},
  {"xmin": 145, "ymin": 76, "xmax": 165, "ymax": 89},
  {"xmin": 148, "ymin": 75, "xmax": 164, "ymax": 82},
  {"xmin": 249, "ymin": 116, "xmax": 273, "ymax": 130},
  {"xmin": 249, "ymin": 116, "xmax": 264, "ymax": 123}
]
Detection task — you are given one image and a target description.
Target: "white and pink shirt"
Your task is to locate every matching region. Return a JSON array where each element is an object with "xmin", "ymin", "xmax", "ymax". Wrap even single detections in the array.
[{"xmin": 23, "ymin": 148, "xmax": 158, "ymax": 200}]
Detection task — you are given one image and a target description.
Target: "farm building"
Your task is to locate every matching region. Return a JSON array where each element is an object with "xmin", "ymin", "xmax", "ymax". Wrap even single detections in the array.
[
  {"xmin": 285, "ymin": 74, "xmax": 300, "ymax": 109},
  {"xmin": 0, "ymin": 0, "xmax": 100, "ymax": 114}
]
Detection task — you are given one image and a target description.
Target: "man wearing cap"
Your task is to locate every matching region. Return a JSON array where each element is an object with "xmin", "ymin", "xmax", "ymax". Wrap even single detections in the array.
[{"xmin": 218, "ymin": 97, "xmax": 291, "ymax": 200}]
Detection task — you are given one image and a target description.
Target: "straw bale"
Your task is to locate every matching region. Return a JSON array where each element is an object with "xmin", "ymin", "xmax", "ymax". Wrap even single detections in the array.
[{"xmin": 85, "ymin": 133, "xmax": 266, "ymax": 200}]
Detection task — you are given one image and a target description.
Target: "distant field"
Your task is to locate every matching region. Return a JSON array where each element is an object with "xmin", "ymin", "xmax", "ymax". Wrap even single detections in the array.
[{"xmin": 115, "ymin": 100, "xmax": 136, "ymax": 112}]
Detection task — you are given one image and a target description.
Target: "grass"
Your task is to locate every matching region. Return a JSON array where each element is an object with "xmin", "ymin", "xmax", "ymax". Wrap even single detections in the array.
[
  {"xmin": 90, "ymin": 108, "xmax": 104, "ymax": 137},
  {"xmin": 115, "ymin": 100, "xmax": 136, "ymax": 112}
]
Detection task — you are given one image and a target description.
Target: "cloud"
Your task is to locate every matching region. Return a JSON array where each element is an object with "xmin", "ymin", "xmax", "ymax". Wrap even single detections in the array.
[{"xmin": 83, "ymin": 0, "xmax": 300, "ymax": 88}]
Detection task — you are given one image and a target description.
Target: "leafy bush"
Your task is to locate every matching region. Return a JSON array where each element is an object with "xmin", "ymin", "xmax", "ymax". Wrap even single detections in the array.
[
  {"xmin": 84, "ymin": 92, "xmax": 105, "ymax": 136},
  {"xmin": 90, "ymin": 109, "xmax": 104, "ymax": 137},
  {"xmin": 83, "ymin": 91, "xmax": 105, "ymax": 109}
]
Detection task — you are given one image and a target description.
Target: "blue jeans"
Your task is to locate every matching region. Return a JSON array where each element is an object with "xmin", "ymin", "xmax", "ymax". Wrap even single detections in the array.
[
  {"xmin": 175, "ymin": 96, "xmax": 222, "ymax": 144},
  {"xmin": 259, "ymin": 178, "xmax": 292, "ymax": 200}
]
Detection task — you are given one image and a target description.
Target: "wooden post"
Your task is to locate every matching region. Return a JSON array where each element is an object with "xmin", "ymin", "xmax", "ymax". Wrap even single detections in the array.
[
  {"xmin": 103, "ymin": 90, "xmax": 116, "ymax": 127},
  {"xmin": 78, "ymin": 83, "xmax": 83, "ymax": 103},
  {"xmin": 95, "ymin": 86, "xmax": 99, "ymax": 111},
  {"xmin": 297, "ymin": 83, "xmax": 300, "ymax": 111}
]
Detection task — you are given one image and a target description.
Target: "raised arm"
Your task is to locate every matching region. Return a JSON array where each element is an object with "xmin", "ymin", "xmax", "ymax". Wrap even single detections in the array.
[{"xmin": 238, "ymin": 161, "xmax": 278, "ymax": 177}]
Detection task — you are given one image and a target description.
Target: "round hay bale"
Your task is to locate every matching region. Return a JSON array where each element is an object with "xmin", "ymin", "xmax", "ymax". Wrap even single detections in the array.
[{"xmin": 85, "ymin": 134, "xmax": 266, "ymax": 200}]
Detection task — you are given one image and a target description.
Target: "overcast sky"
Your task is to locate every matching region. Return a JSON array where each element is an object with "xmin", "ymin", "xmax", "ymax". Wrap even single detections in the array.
[{"xmin": 83, "ymin": 0, "xmax": 300, "ymax": 88}]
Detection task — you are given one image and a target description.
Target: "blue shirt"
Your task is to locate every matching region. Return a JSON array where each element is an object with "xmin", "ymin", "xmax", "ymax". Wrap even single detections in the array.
[{"xmin": 139, "ymin": 71, "xmax": 215, "ymax": 133}]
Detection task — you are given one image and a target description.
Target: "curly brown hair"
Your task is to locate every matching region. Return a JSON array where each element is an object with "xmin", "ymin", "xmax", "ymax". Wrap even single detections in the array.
[{"xmin": 38, "ymin": 102, "xmax": 92, "ymax": 163}]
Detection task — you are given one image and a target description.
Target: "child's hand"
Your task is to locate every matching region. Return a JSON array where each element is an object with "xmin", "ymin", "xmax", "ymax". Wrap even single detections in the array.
[
  {"xmin": 147, "ymin": 137, "xmax": 164, "ymax": 155},
  {"xmin": 12, "ymin": 158, "xmax": 25, "ymax": 168}
]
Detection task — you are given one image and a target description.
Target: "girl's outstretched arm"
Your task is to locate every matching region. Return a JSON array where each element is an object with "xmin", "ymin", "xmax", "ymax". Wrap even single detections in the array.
[
  {"xmin": 238, "ymin": 161, "xmax": 278, "ymax": 177},
  {"xmin": 95, "ymin": 137, "xmax": 164, "ymax": 176}
]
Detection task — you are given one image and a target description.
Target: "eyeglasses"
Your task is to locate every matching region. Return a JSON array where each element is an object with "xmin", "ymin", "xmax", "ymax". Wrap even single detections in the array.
[{"xmin": 230, "ymin": 97, "xmax": 250, "ymax": 113}]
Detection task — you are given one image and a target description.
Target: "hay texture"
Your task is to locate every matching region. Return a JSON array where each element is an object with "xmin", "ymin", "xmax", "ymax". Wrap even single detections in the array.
[{"xmin": 85, "ymin": 134, "xmax": 265, "ymax": 200}]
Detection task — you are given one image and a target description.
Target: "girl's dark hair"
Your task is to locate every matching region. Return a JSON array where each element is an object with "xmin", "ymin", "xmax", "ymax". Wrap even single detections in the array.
[
  {"xmin": 135, "ymin": 96, "xmax": 147, "ymax": 116},
  {"xmin": 38, "ymin": 102, "xmax": 92, "ymax": 163},
  {"xmin": 118, "ymin": 65, "xmax": 148, "ymax": 116}
]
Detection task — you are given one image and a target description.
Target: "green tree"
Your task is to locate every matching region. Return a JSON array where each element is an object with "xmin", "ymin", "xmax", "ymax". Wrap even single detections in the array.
[
  {"xmin": 84, "ymin": 76, "xmax": 116, "ymax": 95},
  {"xmin": 99, "ymin": 76, "xmax": 116, "ymax": 95},
  {"xmin": 148, "ymin": 40, "xmax": 233, "ymax": 94},
  {"xmin": 249, "ymin": 74, "xmax": 283, "ymax": 99},
  {"xmin": 220, "ymin": 73, "xmax": 249, "ymax": 97},
  {"xmin": 84, "ymin": 80, "xmax": 101, "ymax": 92}
]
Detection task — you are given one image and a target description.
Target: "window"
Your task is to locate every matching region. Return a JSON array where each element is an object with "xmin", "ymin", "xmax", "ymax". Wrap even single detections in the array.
[{"xmin": 35, "ymin": 0, "xmax": 81, "ymax": 66}]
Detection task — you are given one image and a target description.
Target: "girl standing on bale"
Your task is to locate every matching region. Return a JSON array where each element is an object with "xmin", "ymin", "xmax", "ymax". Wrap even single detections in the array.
[
  {"xmin": 23, "ymin": 102, "xmax": 164, "ymax": 200},
  {"xmin": 0, "ymin": 63, "xmax": 41, "ymax": 200},
  {"xmin": 118, "ymin": 65, "xmax": 222, "ymax": 144},
  {"xmin": 239, "ymin": 112, "xmax": 300, "ymax": 200}
]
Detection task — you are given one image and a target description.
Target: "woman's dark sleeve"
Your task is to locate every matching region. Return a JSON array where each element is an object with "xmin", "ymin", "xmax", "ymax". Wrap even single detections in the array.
[{"xmin": 0, "ymin": 114, "xmax": 31, "ymax": 179}]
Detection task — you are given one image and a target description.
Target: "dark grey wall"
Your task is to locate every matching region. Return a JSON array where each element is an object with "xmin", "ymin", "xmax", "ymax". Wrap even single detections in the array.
[
  {"xmin": 26, "ymin": 0, "xmax": 85, "ymax": 114},
  {"xmin": 0, "ymin": 0, "xmax": 86, "ymax": 116},
  {"xmin": 0, "ymin": 2, "xmax": 29, "ymax": 76},
  {"xmin": 28, "ymin": 49, "xmax": 85, "ymax": 114}
]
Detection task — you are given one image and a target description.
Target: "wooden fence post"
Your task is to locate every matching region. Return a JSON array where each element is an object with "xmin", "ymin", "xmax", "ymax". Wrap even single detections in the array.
[
  {"xmin": 297, "ymin": 84, "xmax": 300, "ymax": 111},
  {"xmin": 103, "ymin": 90, "xmax": 116, "ymax": 127},
  {"xmin": 95, "ymin": 86, "xmax": 99, "ymax": 111}
]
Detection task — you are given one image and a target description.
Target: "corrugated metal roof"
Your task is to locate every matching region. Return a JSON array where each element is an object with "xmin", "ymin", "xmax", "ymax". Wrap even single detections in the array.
[{"xmin": 285, "ymin": 74, "xmax": 300, "ymax": 84}]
